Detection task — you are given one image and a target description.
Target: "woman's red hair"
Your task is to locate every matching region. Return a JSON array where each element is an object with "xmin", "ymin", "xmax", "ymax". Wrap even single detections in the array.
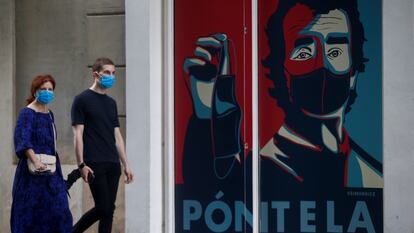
[{"xmin": 26, "ymin": 75, "xmax": 56, "ymax": 104}]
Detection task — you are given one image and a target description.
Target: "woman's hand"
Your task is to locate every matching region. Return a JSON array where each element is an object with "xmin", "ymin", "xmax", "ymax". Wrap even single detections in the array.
[{"xmin": 33, "ymin": 159, "xmax": 48, "ymax": 171}]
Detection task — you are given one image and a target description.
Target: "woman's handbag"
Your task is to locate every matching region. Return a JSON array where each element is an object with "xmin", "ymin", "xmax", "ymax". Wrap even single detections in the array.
[
  {"xmin": 27, "ymin": 112, "xmax": 57, "ymax": 175},
  {"xmin": 28, "ymin": 153, "xmax": 57, "ymax": 174}
]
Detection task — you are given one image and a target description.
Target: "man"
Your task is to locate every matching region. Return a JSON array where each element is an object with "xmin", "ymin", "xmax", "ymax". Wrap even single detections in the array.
[
  {"xmin": 183, "ymin": 0, "xmax": 382, "ymax": 191},
  {"xmin": 180, "ymin": 0, "xmax": 382, "ymax": 232},
  {"xmin": 256, "ymin": 3, "xmax": 383, "ymax": 230},
  {"xmin": 71, "ymin": 57, "xmax": 134, "ymax": 233},
  {"xmin": 260, "ymin": 0, "xmax": 382, "ymax": 191}
]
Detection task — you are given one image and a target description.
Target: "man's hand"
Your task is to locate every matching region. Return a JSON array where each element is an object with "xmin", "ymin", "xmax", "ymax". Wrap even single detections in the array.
[
  {"xmin": 183, "ymin": 33, "xmax": 242, "ymax": 179},
  {"xmin": 124, "ymin": 166, "xmax": 134, "ymax": 184},
  {"xmin": 80, "ymin": 166, "xmax": 94, "ymax": 183},
  {"xmin": 183, "ymin": 33, "xmax": 231, "ymax": 119}
]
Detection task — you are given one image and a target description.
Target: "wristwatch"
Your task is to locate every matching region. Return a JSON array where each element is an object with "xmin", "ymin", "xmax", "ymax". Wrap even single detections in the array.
[{"xmin": 78, "ymin": 162, "xmax": 86, "ymax": 169}]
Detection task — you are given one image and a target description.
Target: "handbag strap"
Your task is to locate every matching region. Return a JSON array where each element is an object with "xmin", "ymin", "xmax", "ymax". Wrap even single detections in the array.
[
  {"xmin": 49, "ymin": 112, "xmax": 57, "ymax": 154},
  {"xmin": 48, "ymin": 112, "xmax": 63, "ymax": 178}
]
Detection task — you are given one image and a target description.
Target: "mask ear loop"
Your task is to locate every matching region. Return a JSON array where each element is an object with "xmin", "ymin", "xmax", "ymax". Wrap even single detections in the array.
[
  {"xmin": 93, "ymin": 72, "xmax": 103, "ymax": 83},
  {"xmin": 283, "ymin": 67, "xmax": 295, "ymax": 104},
  {"xmin": 215, "ymin": 38, "xmax": 237, "ymax": 77},
  {"xmin": 210, "ymin": 37, "xmax": 239, "ymax": 161},
  {"xmin": 350, "ymin": 69, "xmax": 358, "ymax": 90},
  {"xmin": 211, "ymin": 41, "xmax": 223, "ymax": 160},
  {"xmin": 227, "ymin": 38, "xmax": 244, "ymax": 162},
  {"xmin": 215, "ymin": 42, "xmax": 224, "ymax": 79}
]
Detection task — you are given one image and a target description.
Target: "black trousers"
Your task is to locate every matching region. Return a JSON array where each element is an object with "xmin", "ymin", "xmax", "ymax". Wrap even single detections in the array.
[{"xmin": 73, "ymin": 162, "xmax": 121, "ymax": 233}]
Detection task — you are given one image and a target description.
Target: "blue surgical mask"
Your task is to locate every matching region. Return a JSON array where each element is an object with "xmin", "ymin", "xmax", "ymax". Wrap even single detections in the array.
[
  {"xmin": 99, "ymin": 74, "xmax": 116, "ymax": 89},
  {"xmin": 36, "ymin": 90, "xmax": 54, "ymax": 105}
]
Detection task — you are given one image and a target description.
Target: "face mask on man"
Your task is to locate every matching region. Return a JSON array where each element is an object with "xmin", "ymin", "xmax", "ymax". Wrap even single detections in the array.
[
  {"xmin": 288, "ymin": 68, "xmax": 351, "ymax": 115},
  {"xmin": 97, "ymin": 73, "xmax": 116, "ymax": 89},
  {"xmin": 36, "ymin": 90, "xmax": 54, "ymax": 105}
]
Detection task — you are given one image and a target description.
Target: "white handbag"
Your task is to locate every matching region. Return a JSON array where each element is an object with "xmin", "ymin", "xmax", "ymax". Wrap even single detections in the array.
[
  {"xmin": 28, "ymin": 153, "xmax": 57, "ymax": 174},
  {"xmin": 27, "ymin": 112, "xmax": 57, "ymax": 175}
]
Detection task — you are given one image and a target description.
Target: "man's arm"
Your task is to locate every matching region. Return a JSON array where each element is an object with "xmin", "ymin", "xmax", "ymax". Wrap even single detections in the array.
[
  {"xmin": 183, "ymin": 33, "xmax": 242, "ymax": 179},
  {"xmin": 115, "ymin": 127, "xmax": 134, "ymax": 184},
  {"xmin": 73, "ymin": 124, "xmax": 93, "ymax": 182}
]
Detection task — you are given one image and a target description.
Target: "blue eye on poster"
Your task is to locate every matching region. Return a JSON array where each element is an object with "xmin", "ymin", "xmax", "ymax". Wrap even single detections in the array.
[{"xmin": 174, "ymin": 0, "xmax": 383, "ymax": 232}]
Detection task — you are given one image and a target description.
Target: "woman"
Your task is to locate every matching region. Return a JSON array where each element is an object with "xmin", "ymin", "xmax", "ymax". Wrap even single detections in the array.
[{"xmin": 11, "ymin": 75, "xmax": 72, "ymax": 233}]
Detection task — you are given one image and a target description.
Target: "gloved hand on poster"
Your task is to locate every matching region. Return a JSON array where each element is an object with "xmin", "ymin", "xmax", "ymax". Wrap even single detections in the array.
[{"xmin": 183, "ymin": 33, "xmax": 242, "ymax": 179}]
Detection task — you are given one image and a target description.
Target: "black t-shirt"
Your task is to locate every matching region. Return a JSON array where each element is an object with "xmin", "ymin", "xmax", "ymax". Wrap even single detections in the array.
[{"xmin": 71, "ymin": 89, "xmax": 120, "ymax": 163}]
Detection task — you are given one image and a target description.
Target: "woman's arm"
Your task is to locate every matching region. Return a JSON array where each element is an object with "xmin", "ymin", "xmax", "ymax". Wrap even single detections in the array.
[{"xmin": 25, "ymin": 148, "xmax": 47, "ymax": 171}]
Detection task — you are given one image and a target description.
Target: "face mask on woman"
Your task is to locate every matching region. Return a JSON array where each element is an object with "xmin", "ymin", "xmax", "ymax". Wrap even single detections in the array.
[{"xmin": 36, "ymin": 90, "xmax": 54, "ymax": 105}]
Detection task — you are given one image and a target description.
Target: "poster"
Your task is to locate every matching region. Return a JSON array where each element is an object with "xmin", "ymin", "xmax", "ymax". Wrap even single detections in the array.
[
  {"xmin": 174, "ymin": 0, "xmax": 383, "ymax": 232},
  {"xmin": 174, "ymin": 0, "xmax": 252, "ymax": 232},
  {"xmin": 258, "ymin": 0, "xmax": 383, "ymax": 232}
]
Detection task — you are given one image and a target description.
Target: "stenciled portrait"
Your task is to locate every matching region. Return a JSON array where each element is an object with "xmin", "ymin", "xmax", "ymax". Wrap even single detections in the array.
[{"xmin": 174, "ymin": 0, "xmax": 383, "ymax": 232}]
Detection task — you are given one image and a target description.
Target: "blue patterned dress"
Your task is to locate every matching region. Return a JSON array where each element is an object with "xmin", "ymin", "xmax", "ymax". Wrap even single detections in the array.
[{"xmin": 11, "ymin": 107, "xmax": 73, "ymax": 233}]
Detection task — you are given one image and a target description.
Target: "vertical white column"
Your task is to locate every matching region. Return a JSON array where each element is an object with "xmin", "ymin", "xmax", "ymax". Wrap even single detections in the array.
[
  {"xmin": 383, "ymin": 0, "xmax": 414, "ymax": 231},
  {"xmin": 125, "ymin": 0, "xmax": 164, "ymax": 231},
  {"xmin": 165, "ymin": 0, "xmax": 175, "ymax": 232},
  {"xmin": 125, "ymin": 0, "xmax": 151, "ymax": 232},
  {"xmin": 149, "ymin": 0, "xmax": 163, "ymax": 232},
  {"xmin": 251, "ymin": 0, "xmax": 259, "ymax": 233}
]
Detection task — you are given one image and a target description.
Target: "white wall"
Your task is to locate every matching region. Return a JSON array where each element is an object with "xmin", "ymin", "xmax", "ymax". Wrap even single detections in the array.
[
  {"xmin": 125, "ymin": 0, "xmax": 150, "ymax": 231},
  {"xmin": 125, "ymin": 0, "xmax": 414, "ymax": 232},
  {"xmin": 383, "ymin": 0, "xmax": 414, "ymax": 232},
  {"xmin": 0, "ymin": 0, "xmax": 15, "ymax": 231},
  {"xmin": 125, "ymin": 0, "xmax": 163, "ymax": 232}
]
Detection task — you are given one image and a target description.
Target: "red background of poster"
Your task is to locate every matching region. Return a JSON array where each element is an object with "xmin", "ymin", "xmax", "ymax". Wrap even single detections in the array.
[
  {"xmin": 258, "ymin": 0, "xmax": 285, "ymax": 148},
  {"xmin": 174, "ymin": 0, "xmax": 252, "ymax": 184}
]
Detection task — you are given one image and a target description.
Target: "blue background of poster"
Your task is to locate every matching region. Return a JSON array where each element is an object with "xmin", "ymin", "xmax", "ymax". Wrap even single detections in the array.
[{"xmin": 346, "ymin": 0, "xmax": 382, "ymax": 163}]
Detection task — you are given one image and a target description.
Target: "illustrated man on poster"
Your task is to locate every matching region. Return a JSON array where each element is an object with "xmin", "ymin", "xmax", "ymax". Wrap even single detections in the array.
[
  {"xmin": 257, "ymin": 0, "xmax": 383, "ymax": 193},
  {"xmin": 183, "ymin": 0, "xmax": 382, "ymax": 191},
  {"xmin": 179, "ymin": 0, "xmax": 383, "ymax": 232}
]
